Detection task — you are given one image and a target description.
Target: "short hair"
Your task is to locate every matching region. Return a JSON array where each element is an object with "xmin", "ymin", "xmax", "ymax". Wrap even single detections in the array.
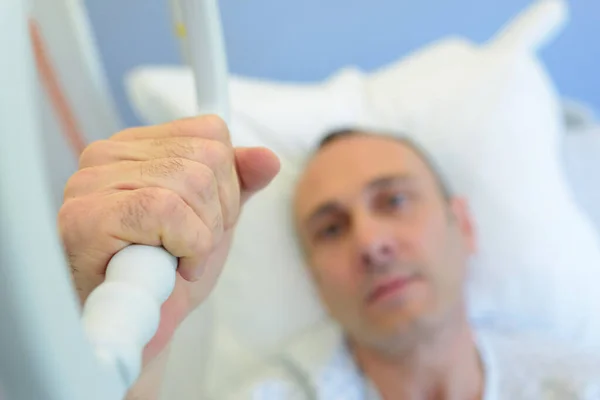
[{"xmin": 316, "ymin": 128, "xmax": 453, "ymax": 201}]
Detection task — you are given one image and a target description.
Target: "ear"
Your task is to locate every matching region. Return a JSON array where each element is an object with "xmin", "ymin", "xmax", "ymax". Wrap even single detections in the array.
[{"xmin": 449, "ymin": 197, "xmax": 477, "ymax": 254}]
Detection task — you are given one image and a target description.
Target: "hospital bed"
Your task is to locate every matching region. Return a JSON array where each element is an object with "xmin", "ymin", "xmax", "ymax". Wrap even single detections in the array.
[
  {"xmin": 121, "ymin": 0, "xmax": 600, "ymax": 396},
  {"xmin": 2, "ymin": 1, "xmax": 600, "ymax": 399},
  {"xmin": 126, "ymin": 3, "xmax": 600, "ymax": 392}
]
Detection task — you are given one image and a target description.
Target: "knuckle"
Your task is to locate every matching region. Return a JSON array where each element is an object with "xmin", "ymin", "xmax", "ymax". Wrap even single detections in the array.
[
  {"xmin": 78, "ymin": 140, "xmax": 114, "ymax": 168},
  {"xmin": 167, "ymin": 117, "xmax": 203, "ymax": 139},
  {"xmin": 166, "ymin": 118, "xmax": 189, "ymax": 137},
  {"xmin": 63, "ymin": 167, "xmax": 97, "ymax": 199},
  {"xmin": 182, "ymin": 164, "xmax": 224, "ymax": 236},
  {"xmin": 204, "ymin": 140, "xmax": 233, "ymax": 168},
  {"xmin": 142, "ymin": 186, "xmax": 176, "ymax": 211},
  {"xmin": 57, "ymin": 199, "xmax": 78, "ymax": 234},
  {"xmin": 149, "ymin": 187, "xmax": 187, "ymax": 221},
  {"xmin": 170, "ymin": 115, "xmax": 230, "ymax": 141},
  {"xmin": 58, "ymin": 197, "xmax": 91, "ymax": 244},
  {"xmin": 57, "ymin": 197, "xmax": 104, "ymax": 300},
  {"xmin": 200, "ymin": 114, "xmax": 229, "ymax": 137},
  {"xmin": 186, "ymin": 162, "xmax": 217, "ymax": 198}
]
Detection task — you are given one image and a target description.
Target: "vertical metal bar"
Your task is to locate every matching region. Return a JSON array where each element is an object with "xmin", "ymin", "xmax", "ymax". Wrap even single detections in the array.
[{"xmin": 0, "ymin": 0, "xmax": 125, "ymax": 398}]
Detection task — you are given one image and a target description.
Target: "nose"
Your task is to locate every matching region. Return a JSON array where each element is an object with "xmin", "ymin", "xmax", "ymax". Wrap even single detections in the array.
[{"xmin": 353, "ymin": 212, "xmax": 398, "ymax": 271}]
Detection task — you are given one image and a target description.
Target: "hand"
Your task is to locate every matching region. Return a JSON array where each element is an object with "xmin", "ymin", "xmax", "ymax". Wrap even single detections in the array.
[{"xmin": 58, "ymin": 115, "xmax": 280, "ymax": 362}]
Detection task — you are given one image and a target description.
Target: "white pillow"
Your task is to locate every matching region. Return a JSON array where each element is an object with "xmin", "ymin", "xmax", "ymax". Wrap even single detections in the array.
[
  {"xmin": 125, "ymin": 0, "xmax": 600, "ymax": 392},
  {"xmin": 362, "ymin": 3, "xmax": 600, "ymax": 341},
  {"xmin": 563, "ymin": 126, "xmax": 600, "ymax": 234},
  {"xmin": 229, "ymin": 0, "xmax": 600, "ymax": 345}
]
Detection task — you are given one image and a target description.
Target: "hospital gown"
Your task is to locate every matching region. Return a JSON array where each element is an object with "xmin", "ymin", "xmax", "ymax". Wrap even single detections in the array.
[{"xmin": 219, "ymin": 323, "xmax": 600, "ymax": 399}]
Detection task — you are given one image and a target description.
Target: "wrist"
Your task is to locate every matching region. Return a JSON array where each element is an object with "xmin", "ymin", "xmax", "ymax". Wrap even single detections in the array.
[{"xmin": 126, "ymin": 343, "xmax": 172, "ymax": 400}]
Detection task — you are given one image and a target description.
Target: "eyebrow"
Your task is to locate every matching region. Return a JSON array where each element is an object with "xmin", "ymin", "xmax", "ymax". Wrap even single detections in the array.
[
  {"xmin": 303, "ymin": 174, "xmax": 415, "ymax": 227},
  {"xmin": 368, "ymin": 174, "xmax": 414, "ymax": 190}
]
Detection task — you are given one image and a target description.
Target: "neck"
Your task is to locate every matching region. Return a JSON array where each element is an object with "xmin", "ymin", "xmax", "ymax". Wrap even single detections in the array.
[{"xmin": 351, "ymin": 315, "xmax": 483, "ymax": 400}]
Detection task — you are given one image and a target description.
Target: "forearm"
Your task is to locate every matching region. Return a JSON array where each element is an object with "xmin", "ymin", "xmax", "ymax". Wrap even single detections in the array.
[
  {"xmin": 125, "ymin": 275, "xmax": 188, "ymax": 399},
  {"xmin": 126, "ymin": 343, "xmax": 172, "ymax": 400}
]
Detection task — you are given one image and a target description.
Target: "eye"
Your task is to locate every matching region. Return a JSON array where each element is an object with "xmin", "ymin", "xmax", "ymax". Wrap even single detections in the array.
[
  {"xmin": 382, "ymin": 193, "xmax": 408, "ymax": 210},
  {"xmin": 316, "ymin": 222, "xmax": 345, "ymax": 240}
]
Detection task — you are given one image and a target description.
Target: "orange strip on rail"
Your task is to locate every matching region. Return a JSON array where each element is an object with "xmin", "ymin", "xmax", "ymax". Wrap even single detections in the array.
[{"xmin": 29, "ymin": 18, "xmax": 87, "ymax": 157}]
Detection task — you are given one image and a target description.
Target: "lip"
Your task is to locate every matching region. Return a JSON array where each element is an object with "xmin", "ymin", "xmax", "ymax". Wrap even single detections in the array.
[{"xmin": 367, "ymin": 276, "xmax": 417, "ymax": 305}]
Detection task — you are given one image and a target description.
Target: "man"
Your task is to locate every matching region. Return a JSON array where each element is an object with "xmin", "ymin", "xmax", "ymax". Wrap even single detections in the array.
[{"xmin": 60, "ymin": 117, "xmax": 599, "ymax": 399}]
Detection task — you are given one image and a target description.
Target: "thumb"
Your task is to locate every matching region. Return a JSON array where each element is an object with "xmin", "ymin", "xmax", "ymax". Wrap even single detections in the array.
[{"xmin": 234, "ymin": 147, "xmax": 280, "ymax": 204}]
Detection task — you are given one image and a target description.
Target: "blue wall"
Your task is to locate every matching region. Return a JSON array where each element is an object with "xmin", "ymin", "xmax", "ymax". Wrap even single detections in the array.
[{"xmin": 86, "ymin": 0, "xmax": 599, "ymax": 128}]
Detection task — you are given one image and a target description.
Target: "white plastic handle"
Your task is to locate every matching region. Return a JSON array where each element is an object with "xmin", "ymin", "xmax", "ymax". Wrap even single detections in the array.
[
  {"xmin": 82, "ymin": 246, "xmax": 177, "ymax": 386},
  {"xmin": 81, "ymin": 0, "xmax": 229, "ymax": 390}
]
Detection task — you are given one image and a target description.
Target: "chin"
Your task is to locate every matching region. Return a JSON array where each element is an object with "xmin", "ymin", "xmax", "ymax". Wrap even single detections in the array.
[
  {"xmin": 371, "ymin": 285, "xmax": 431, "ymax": 320},
  {"xmin": 366, "ymin": 297, "xmax": 438, "ymax": 343}
]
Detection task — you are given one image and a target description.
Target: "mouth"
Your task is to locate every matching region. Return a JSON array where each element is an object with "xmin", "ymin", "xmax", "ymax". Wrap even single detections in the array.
[{"xmin": 367, "ymin": 275, "xmax": 418, "ymax": 305}]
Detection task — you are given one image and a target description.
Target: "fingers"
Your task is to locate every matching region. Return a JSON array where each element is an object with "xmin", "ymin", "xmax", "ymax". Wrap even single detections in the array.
[
  {"xmin": 60, "ymin": 115, "xmax": 245, "ymax": 366},
  {"xmin": 61, "ymin": 114, "xmax": 281, "ymax": 305},
  {"xmin": 60, "ymin": 188, "xmax": 215, "ymax": 300},
  {"xmin": 65, "ymin": 159, "xmax": 225, "ymax": 236},
  {"xmin": 76, "ymin": 137, "xmax": 240, "ymax": 230}
]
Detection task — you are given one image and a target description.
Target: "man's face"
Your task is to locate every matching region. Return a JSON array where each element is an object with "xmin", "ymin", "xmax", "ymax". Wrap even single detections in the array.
[{"xmin": 294, "ymin": 134, "xmax": 476, "ymax": 350}]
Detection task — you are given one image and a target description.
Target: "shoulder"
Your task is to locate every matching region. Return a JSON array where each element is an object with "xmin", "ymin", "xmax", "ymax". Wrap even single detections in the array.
[
  {"xmin": 479, "ymin": 330, "xmax": 600, "ymax": 398},
  {"xmin": 217, "ymin": 359, "xmax": 310, "ymax": 399},
  {"xmin": 218, "ymin": 322, "xmax": 349, "ymax": 400}
]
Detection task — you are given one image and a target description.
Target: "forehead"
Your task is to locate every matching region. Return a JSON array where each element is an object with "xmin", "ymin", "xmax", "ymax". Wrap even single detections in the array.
[{"xmin": 294, "ymin": 135, "xmax": 433, "ymax": 219}]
